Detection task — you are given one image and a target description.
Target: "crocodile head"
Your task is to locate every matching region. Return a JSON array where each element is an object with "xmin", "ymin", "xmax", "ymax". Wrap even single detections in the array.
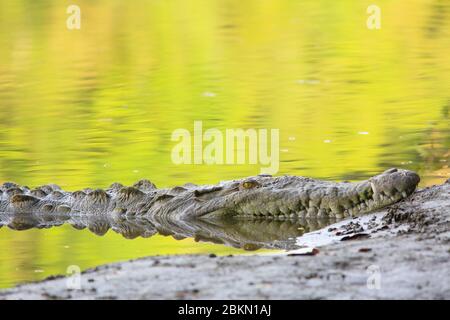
[{"xmin": 181, "ymin": 168, "xmax": 420, "ymax": 219}]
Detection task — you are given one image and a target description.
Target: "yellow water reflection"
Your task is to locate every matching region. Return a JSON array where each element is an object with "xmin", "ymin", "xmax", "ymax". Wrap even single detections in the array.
[{"xmin": 0, "ymin": 0, "xmax": 449, "ymax": 288}]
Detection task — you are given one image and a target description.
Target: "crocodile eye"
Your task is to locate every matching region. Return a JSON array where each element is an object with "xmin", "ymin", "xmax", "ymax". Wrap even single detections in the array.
[{"xmin": 241, "ymin": 181, "xmax": 258, "ymax": 190}]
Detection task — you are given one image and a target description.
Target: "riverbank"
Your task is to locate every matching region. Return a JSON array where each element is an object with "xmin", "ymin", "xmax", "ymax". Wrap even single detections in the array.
[{"xmin": 1, "ymin": 181, "xmax": 449, "ymax": 300}]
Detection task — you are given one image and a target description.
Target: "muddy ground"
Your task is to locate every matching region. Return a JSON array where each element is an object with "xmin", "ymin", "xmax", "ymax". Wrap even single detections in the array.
[{"xmin": 1, "ymin": 180, "xmax": 449, "ymax": 300}]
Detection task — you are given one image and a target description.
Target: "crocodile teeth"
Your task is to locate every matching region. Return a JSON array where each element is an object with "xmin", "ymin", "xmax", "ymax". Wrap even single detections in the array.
[
  {"xmin": 306, "ymin": 207, "xmax": 317, "ymax": 218},
  {"xmin": 279, "ymin": 206, "xmax": 289, "ymax": 215},
  {"xmin": 297, "ymin": 210, "xmax": 306, "ymax": 218},
  {"xmin": 401, "ymin": 191, "xmax": 407, "ymax": 198},
  {"xmin": 318, "ymin": 208, "xmax": 327, "ymax": 217}
]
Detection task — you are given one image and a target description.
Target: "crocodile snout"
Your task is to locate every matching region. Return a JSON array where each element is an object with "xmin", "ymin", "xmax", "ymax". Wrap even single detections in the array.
[{"xmin": 370, "ymin": 168, "xmax": 420, "ymax": 201}]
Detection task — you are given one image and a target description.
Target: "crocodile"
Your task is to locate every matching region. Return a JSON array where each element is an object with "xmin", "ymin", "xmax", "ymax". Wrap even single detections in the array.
[{"xmin": 0, "ymin": 168, "xmax": 420, "ymax": 221}]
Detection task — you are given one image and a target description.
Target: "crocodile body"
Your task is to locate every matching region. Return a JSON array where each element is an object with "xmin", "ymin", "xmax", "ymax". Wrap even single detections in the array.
[{"xmin": 0, "ymin": 168, "xmax": 420, "ymax": 221}]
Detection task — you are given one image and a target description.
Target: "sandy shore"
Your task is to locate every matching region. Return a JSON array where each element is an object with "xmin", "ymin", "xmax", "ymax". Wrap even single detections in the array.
[{"xmin": 1, "ymin": 181, "xmax": 449, "ymax": 300}]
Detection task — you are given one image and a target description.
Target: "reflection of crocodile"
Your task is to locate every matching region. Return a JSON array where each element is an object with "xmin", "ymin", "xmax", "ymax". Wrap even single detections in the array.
[
  {"xmin": 0, "ymin": 168, "xmax": 420, "ymax": 221},
  {"xmin": 0, "ymin": 212, "xmax": 335, "ymax": 250}
]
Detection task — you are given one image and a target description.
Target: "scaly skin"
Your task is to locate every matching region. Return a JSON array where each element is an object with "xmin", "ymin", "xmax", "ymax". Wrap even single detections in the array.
[{"xmin": 0, "ymin": 168, "xmax": 420, "ymax": 220}]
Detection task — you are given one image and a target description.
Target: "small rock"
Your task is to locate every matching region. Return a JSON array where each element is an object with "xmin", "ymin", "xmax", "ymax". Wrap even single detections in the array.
[
  {"xmin": 152, "ymin": 260, "xmax": 160, "ymax": 266},
  {"xmin": 340, "ymin": 233, "xmax": 370, "ymax": 241},
  {"xmin": 288, "ymin": 248, "xmax": 320, "ymax": 256}
]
